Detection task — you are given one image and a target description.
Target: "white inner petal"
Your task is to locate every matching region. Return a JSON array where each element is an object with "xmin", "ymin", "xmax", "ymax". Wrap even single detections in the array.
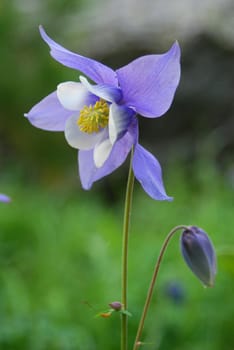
[
  {"xmin": 65, "ymin": 114, "xmax": 105, "ymax": 150},
  {"xmin": 94, "ymin": 138, "xmax": 113, "ymax": 168},
  {"xmin": 57, "ymin": 81, "xmax": 89, "ymax": 111},
  {"xmin": 80, "ymin": 75, "xmax": 121, "ymax": 103},
  {"xmin": 109, "ymin": 103, "xmax": 130, "ymax": 145},
  {"xmin": 109, "ymin": 111, "xmax": 118, "ymax": 145}
]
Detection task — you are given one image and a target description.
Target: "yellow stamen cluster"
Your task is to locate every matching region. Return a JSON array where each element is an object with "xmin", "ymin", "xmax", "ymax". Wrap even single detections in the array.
[{"xmin": 77, "ymin": 99, "xmax": 109, "ymax": 134}]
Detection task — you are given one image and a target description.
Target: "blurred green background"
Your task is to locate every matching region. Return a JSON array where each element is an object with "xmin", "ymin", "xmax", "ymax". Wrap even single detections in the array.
[{"xmin": 1, "ymin": 0, "xmax": 234, "ymax": 349}]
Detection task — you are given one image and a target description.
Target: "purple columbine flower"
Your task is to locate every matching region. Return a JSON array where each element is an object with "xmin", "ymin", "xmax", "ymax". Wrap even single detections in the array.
[
  {"xmin": 25, "ymin": 26, "xmax": 181, "ymax": 200},
  {"xmin": 180, "ymin": 226, "xmax": 217, "ymax": 287},
  {"xmin": 0, "ymin": 193, "xmax": 11, "ymax": 203}
]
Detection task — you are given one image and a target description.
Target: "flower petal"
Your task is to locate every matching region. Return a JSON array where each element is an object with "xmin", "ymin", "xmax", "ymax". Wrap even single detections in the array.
[
  {"xmin": 39, "ymin": 26, "xmax": 118, "ymax": 86},
  {"xmin": 132, "ymin": 143, "xmax": 172, "ymax": 201},
  {"xmin": 116, "ymin": 42, "xmax": 181, "ymax": 118},
  {"xmin": 0, "ymin": 194, "xmax": 11, "ymax": 203},
  {"xmin": 57, "ymin": 81, "xmax": 96, "ymax": 111},
  {"xmin": 80, "ymin": 76, "xmax": 122, "ymax": 103},
  {"xmin": 109, "ymin": 103, "xmax": 135, "ymax": 144},
  {"xmin": 78, "ymin": 118, "xmax": 138, "ymax": 189},
  {"xmin": 94, "ymin": 138, "xmax": 113, "ymax": 168},
  {"xmin": 25, "ymin": 91, "xmax": 71, "ymax": 131},
  {"xmin": 65, "ymin": 114, "xmax": 105, "ymax": 150}
]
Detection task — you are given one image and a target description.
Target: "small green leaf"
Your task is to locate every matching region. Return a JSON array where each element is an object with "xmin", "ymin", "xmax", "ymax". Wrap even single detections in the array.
[{"xmin": 120, "ymin": 310, "xmax": 132, "ymax": 317}]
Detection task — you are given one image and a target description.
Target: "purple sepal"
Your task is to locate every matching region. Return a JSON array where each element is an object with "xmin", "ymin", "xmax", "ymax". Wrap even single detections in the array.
[
  {"xmin": 132, "ymin": 143, "xmax": 172, "ymax": 201},
  {"xmin": 79, "ymin": 119, "xmax": 138, "ymax": 189},
  {"xmin": 39, "ymin": 26, "xmax": 118, "ymax": 86},
  {"xmin": 25, "ymin": 91, "xmax": 71, "ymax": 131},
  {"xmin": 116, "ymin": 42, "xmax": 181, "ymax": 118}
]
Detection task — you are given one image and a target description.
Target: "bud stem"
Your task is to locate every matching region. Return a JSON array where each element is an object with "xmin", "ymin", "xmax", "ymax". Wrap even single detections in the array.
[{"xmin": 133, "ymin": 225, "xmax": 188, "ymax": 350}]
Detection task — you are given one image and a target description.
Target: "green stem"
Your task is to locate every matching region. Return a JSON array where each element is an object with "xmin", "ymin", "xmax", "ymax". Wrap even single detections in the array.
[
  {"xmin": 121, "ymin": 148, "xmax": 135, "ymax": 350},
  {"xmin": 133, "ymin": 225, "xmax": 188, "ymax": 350}
]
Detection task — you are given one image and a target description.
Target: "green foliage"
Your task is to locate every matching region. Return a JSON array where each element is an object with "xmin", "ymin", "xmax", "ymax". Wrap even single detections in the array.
[{"xmin": 0, "ymin": 165, "xmax": 233, "ymax": 350}]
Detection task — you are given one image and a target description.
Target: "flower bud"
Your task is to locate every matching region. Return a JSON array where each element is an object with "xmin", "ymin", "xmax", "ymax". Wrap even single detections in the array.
[
  {"xmin": 109, "ymin": 301, "xmax": 122, "ymax": 311},
  {"xmin": 180, "ymin": 226, "xmax": 217, "ymax": 287}
]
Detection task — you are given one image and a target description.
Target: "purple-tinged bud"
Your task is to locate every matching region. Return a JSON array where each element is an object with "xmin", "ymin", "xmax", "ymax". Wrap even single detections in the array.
[
  {"xmin": 108, "ymin": 301, "xmax": 122, "ymax": 311},
  {"xmin": 180, "ymin": 226, "xmax": 217, "ymax": 287}
]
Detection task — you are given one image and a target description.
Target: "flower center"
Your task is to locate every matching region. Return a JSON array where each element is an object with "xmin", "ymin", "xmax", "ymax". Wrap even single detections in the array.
[{"xmin": 77, "ymin": 99, "xmax": 109, "ymax": 134}]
